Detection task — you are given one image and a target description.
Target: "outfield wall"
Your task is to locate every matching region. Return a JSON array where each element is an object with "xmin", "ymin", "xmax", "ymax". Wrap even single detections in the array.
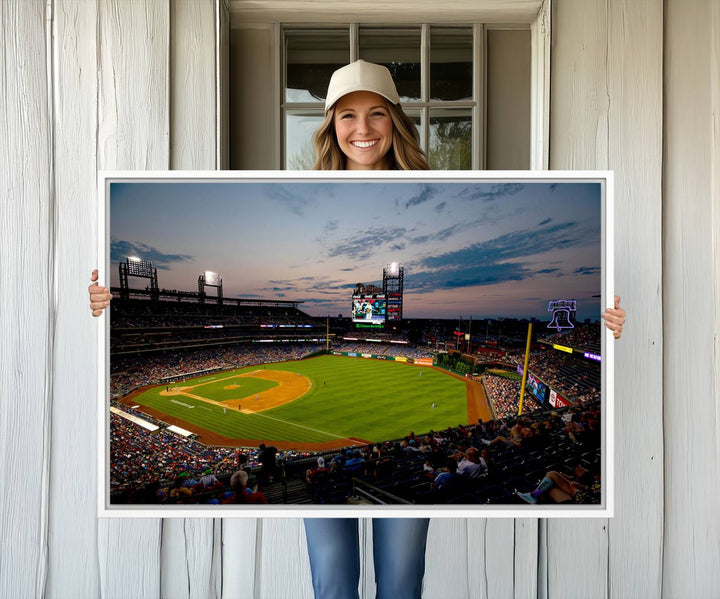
[{"xmin": 330, "ymin": 351, "xmax": 434, "ymax": 366}]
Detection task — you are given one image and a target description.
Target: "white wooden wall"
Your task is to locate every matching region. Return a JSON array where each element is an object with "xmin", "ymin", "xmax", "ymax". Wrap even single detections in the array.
[{"xmin": 1, "ymin": 0, "xmax": 718, "ymax": 597}]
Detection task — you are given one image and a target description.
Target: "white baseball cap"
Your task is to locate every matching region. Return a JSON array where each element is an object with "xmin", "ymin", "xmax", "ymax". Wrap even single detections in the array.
[{"xmin": 324, "ymin": 60, "xmax": 400, "ymax": 112}]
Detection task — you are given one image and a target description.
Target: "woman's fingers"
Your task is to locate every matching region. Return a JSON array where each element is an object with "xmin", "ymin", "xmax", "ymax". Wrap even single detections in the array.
[
  {"xmin": 601, "ymin": 297, "xmax": 625, "ymax": 339},
  {"xmin": 89, "ymin": 270, "xmax": 112, "ymax": 317}
]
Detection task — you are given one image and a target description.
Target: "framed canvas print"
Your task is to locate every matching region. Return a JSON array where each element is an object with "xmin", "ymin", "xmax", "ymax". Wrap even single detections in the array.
[{"xmin": 97, "ymin": 171, "xmax": 614, "ymax": 518}]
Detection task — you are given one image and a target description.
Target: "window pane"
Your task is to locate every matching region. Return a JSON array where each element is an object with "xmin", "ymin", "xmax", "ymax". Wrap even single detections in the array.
[
  {"xmin": 486, "ymin": 30, "xmax": 530, "ymax": 169},
  {"xmin": 285, "ymin": 112, "xmax": 324, "ymax": 169},
  {"xmin": 402, "ymin": 109, "xmax": 423, "ymax": 149},
  {"xmin": 430, "ymin": 27, "xmax": 473, "ymax": 101},
  {"xmin": 359, "ymin": 28, "xmax": 421, "ymax": 102},
  {"xmin": 429, "ymin": 109, "xmax": 472, "ymax": 170},
  {"xmin": 286, "ymin": 30, "xmax": 349, "ymax": 103}
]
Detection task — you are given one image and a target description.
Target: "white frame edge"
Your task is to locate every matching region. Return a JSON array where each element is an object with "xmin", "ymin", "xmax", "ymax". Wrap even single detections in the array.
[{"xmin": 97, "ymin": 169, "xmax": 614, "ymax": 519}]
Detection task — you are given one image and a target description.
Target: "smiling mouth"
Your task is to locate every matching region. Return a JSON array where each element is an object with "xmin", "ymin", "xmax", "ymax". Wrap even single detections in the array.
[{"xmin": 350, "ymin": 140, "xmax": 379, "ymax": 149}]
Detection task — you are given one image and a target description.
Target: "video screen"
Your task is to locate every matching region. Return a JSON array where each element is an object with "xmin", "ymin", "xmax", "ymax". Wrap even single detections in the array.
[
  {"xmin": 352, "ymin": 295, "xmax": 387, "ymax": 324},
  {"xmin": 527, "ymin": 373, "xmax": 548, "ymax": 403}
]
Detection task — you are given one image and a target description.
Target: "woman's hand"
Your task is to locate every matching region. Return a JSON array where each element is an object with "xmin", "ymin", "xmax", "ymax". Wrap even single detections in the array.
[
  {"xmin": 88, "ymin": 269, "xmax": 112, "ymax": 317},
  {"xmin": 601, "ymin": 295, "xmax": 625, "ymax": 339}
]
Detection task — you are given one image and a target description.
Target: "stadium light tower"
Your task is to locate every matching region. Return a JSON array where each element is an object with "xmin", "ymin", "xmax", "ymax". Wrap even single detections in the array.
[
  {"xmin": 198, "ymin": 270, "xmax": 223, "ymax": 305},
  {"xmin": 383, "ymin": 262, "xmax": 404, "ymax": 321},
  {"xmin": 118, "ymin": 256, "xmax": 159, "ymax": 300}
]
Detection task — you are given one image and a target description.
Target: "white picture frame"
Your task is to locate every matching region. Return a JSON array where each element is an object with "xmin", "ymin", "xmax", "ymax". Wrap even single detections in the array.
[{"xmin": 97, "ymin": 170, "xmax": 614, "ymax": 518}]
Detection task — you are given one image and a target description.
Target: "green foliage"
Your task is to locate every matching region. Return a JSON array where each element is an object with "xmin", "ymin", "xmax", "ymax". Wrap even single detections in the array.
[{"xmin": 429, "ymin": 119, "xmax": 472, "ymax": 170}]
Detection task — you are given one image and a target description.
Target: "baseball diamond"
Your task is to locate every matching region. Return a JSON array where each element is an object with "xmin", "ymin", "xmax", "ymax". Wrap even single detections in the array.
[{"xmin": 120, "ymin": 355, "xmax": 491, "ymax": 450}]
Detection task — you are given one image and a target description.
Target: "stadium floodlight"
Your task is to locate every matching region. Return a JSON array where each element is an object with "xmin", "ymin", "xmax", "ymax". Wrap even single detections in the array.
[
  {"xmin": 119, "ymin": 256, "xmax": 159, "ymax": 299},
  {"xmin": 388, "ymin": 262, "xmax": 400, "ymax": 276},
  {"xmin": 204, "ymin": 270, "xmax": 220, "ymax": 287},
  {"xmin": 125, "ymin": 256, "xmax": 156, "ymax": 278}
]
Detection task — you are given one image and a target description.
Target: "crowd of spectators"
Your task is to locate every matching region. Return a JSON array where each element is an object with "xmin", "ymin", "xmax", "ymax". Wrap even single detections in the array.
[
  {"xmin": 111, "ymin": 298, "xmax": 312, "ymax": 329},
  {"xmin": 507, "ymin": 349, "xmax": 600, "ymax": 404},
  {"xmin": 110, "ymin": 410, "xmax": 314, "ymax": 500},
  {"xmin": 110, "ymin": 393, "xmax": 602, "ymax": 505},
  {"xmin": 302, "ymin": 399, "xmax": 601, "ymax": 505},
  {"xmin": 111, "ymin": 343, "xmax": 324, "ymax": 397},
  {"xmin": 540, "ymin": 323, "xmax": 601, "ymax": 354},
  {"xmin": 481, "ymin": 374, "xmax": 544, "ymax": 419}
]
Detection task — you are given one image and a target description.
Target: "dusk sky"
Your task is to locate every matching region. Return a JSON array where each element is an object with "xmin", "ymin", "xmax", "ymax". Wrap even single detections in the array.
[{"xmin": 109, "ymin": 180, "xmax": 602, "ymax": 321}]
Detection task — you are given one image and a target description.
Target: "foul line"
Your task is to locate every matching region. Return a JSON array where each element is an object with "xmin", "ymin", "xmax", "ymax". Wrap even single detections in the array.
[{"xmin": 247, "ymin": 411, "xmax": 356, "ymax": 442}]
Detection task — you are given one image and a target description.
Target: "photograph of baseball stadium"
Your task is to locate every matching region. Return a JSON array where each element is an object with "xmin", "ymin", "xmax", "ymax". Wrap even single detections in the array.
[{"xmin": 104, "ymin": 174, "xmax": 610, "ymax": 514}]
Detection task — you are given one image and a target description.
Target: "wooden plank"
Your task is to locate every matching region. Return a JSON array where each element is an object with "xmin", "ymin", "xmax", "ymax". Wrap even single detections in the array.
[
  {"xmin": 221, "ymin": 520, "xmax": 258, "ymax": 599},
  {"xmin": 663, "ymin": 1, "xmax": 720, "ymax": 595},
  {"xmin": 605, "ymin": 1, "xmax": 664, "ymax": 597},
  {"xmin": 257, "ymin": 519, "xmax": 314, "ymax": 598},
  {"xmin": 161, "ymin": 520, "xmax": 220, "ymax": 599},
  {"xmin": 465, "ymin": 520, "xmax": 516, "ymax": 598},
  {"xmin": 513, "ymin": 519, "xmax": 539, "ymax": 599},
  {"xmin": 170, "ymin": 0, "xmax": 216, "ymax": 170},
  {"xmin": 162, "ymin": 2, "xmax": 219, "ymax": 597},
  {"xmin": 547, "ymin": 2, "xmax": 610, "ymax": 595},
  {"xmin": 550, "ymin": 1, "xmax": 665, "ymax": 597},
  {"xmin": 416, "ymin": 519, "xmax": 471, "ymax": 598},
  {"xmin": 46, "ymin": 1, "xmax": 102, "ymax": 596},
  {"xmin": 96, "ymin": 1, "xmax": 169, "ymax": 596},
  {"xmin": 96, "ymin": 0, "xmax": 170, "ymax": 171},
  {"xmin": 0, "ymin": 1, "xmax": 52, "ymax": 598}
]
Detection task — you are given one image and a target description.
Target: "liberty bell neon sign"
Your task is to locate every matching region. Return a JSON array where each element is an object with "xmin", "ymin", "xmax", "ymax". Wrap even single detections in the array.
[{"xmin": 547, "ymin": 299, "xmax": 576, "ymax": 330}]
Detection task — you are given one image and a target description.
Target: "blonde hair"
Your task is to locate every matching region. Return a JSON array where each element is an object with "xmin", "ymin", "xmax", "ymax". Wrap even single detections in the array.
[{"xmin": 312, "ymin": 100, "xmax": 430, "ymax": 171}]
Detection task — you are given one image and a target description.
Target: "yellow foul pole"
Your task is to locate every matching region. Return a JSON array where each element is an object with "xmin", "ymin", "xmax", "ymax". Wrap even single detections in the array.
[{"xmin": 517, "ymin": 323, "xmax": 532, "ymax": 416}]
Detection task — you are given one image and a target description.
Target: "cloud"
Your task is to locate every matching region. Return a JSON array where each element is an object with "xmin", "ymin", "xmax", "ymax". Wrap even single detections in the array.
[
  {"xmin": 110, "ymin": 239, "xmax": 193, "ymax": 270},
  {"xmin": 402, "ymin": 221, "xmax": 596, "ymax": 292},
  {"xmin": 538, "ymin": 218, "xmax": 552, "ymax": 226},
  {"xmin": 460, "ymin": 183, "xmax": 524, "ymax": 203},
  {"xmin": 435, "ymin": 202, "xmax": 446, "ymax": 213},
  {"xmin": 410, "ymin": 223, "xmax": 467, "ymax": 245},
  {"xmin": 267, "ymin": 186, "xmax": 313, "ymax": 216},
  {"xmin": 391, "ymin": 242, "xmax": 406, "ymax": 251},
  {"xmin": 535, "ymin": 268, "xmax": 560, "ymax": 275},
  {"xmin": 405, "ymin": 263, "xmax": 529, "ymax": 293},
  {"xmin": 327, "ymin": 227, "xmax": 408, "ymax": 260},
  {"xmin": 405, "ymin": 185, "xmax": 435, "ymax": 209},
  {"xmin": 574, "ymin": 266, "xmax": 600, "ymax": 275},
  {"xmin": 418, "ymin": 221, "xmax": 582, "ymax": 270},
  {"xmin": 324, "ymin": 220, "xmax": 339, "ymax": 233}
]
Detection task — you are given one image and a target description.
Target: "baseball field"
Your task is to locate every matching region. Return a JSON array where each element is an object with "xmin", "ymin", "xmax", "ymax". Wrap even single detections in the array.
[{"xmin": 120, "ymin": 354, "xmax": 490, "ymax": 450}]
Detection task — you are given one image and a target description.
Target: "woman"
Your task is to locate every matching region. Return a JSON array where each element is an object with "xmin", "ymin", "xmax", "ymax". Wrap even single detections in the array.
[{"xmin": 88, "ymin": 60, "xmax": 626, "ymax": 598}]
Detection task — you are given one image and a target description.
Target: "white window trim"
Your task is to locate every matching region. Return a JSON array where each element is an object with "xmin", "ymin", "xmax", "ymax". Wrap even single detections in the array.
[{"xmin": 261, "ymin": 4, "xmax": 550, "ymax": 170}]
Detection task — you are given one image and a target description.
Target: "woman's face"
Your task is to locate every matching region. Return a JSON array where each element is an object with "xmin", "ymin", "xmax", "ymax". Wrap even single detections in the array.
[{"xmin": 333, "ymin": 90, "xmax": 394, "ymax": 170}]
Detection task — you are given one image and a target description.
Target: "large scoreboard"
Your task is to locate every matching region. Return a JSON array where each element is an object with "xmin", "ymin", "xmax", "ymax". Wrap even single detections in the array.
[{"xmin": 352, "ymin": 294, "xmax": 387, "ymax": 325}]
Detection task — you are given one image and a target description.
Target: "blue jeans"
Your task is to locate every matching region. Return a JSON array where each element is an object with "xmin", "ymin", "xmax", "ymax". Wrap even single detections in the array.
[{"xmin": 304, "ymin": 518, "xmax": 430, "ymax": 599}]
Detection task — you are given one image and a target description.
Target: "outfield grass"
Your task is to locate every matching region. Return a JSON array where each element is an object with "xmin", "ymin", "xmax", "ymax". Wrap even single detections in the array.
[{"xmin": 130, "ymin": 355, "xmax": 468, "ymax": 444}]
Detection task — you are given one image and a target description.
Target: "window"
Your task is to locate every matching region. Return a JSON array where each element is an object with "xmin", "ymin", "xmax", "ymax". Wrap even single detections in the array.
[
  {"xmin": 283, "ymin": 25, "xmax": 499, "ymax": 171},
  {"xmin": 228, "ymin": 23, "xmax": 532, "ymax": 170}
]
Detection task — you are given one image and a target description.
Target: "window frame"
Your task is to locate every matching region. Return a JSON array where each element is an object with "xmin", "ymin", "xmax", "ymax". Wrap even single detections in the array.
[
  {"xmin": 226, "ymin": 0, "xmax": 551, "ymax": 171},
  {"xmin": 281, "ymin": 23, "xmax": 489, "ymax": 170}
]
